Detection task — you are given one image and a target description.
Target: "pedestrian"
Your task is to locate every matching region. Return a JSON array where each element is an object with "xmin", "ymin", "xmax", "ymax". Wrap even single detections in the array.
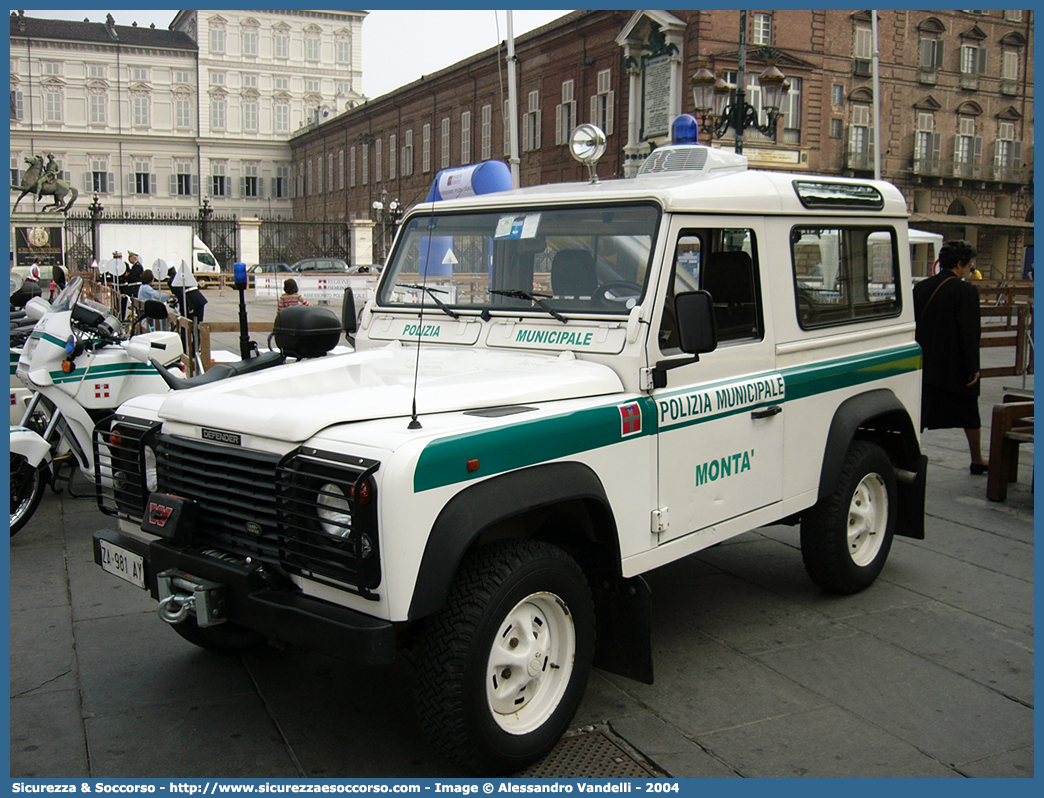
[
  {"xmin": 913, "ymin": 239, "xmax": 988, "ymax": 474},
  {"xmin": 26, "ymin": 258, "xmax": 41, "ymax": 284},
  {"xmin": 137, "ymin": 269, "xmax": 167, "ymax": 304},
  {"xmin": 278, "ymin": 278, "xmax": 308, "ymax": 311}
]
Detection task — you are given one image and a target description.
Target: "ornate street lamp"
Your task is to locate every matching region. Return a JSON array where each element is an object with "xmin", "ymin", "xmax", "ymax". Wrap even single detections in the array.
[
  {"xmin": 690, "ymin": 10, "xmax": 789, "ymax": 154},
  {"xmin": 371, "ymin": 186, "xmax": 402, "ymax": 266}
]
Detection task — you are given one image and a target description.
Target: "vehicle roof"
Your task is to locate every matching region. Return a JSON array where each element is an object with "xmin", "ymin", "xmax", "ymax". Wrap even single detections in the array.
[{"xmin": 409, "ymin": 164, "xmax": 909, "ymax": 220}]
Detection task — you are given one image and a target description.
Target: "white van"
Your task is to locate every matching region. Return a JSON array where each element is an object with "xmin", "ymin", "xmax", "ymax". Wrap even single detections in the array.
[{"xmin": 92, "ymin": 128, "xmax": 927, "ymax": 774}]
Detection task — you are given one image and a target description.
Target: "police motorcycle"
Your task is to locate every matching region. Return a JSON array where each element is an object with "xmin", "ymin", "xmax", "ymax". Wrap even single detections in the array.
[
  {"xmin": 10, "ymin": 276, "xmax": 184, "ymax": 535},
  {"xmin": 10, "ymin": 274, "xmax": 55, "ymax": 425}
]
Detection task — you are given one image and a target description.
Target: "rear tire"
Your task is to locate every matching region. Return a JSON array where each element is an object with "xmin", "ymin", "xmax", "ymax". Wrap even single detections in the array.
[
  {"xmin": 801, "ymin": 441, "xmax": 897, "ymax": 594},
  {"xmin": 11, "ymin": 454, "xmax": 47, "ymax": 536},
  {"xmin": 415, "ymin": 539, "xmax": 595, "ymax": 775},
  {"xmin": 170, "ymin": 618, "xmax": 265, "ymax": 653}
]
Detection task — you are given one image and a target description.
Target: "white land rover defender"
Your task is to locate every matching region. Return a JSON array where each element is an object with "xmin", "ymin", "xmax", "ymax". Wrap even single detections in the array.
[{"xmin": 92, "ymin": 125, "xmax": 927, "ymax": 774}]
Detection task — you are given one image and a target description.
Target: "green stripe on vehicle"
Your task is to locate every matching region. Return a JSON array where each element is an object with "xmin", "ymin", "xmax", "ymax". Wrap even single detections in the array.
[
  {"xmin": 30, "ymin": 330, "xmax": 68, "ymax": 348},
  {"xmin": 50, "ymin": 362, "xmax": 158, "ymax": 384},
  {"xmin": 413, "ymin": 344, "xmax": 921, "ymax": 493}
]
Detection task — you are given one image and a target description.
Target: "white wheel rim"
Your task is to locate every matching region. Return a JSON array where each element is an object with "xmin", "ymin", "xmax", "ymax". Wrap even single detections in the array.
[
  {"xmin": 485, "ymin": 591, "xmax": 575, "ymax": 735},
  {"xmin": 848, "ymin": 472, "xmax": 888, "ymax": 566}
]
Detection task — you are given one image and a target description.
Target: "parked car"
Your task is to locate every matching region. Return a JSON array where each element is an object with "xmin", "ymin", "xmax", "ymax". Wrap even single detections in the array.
[
  {"xmin": 248, "ymin": 262, "xmax": 294, "ymax": 274},
  {"xmin": 290, "ymin": 257, "xmax": 350, "ymax": 274}
]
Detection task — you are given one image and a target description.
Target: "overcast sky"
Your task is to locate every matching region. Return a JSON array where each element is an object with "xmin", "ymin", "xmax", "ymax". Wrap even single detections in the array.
[{"xmin": 21, "ymin": 9, "xmax": 570, "ymax": 100}]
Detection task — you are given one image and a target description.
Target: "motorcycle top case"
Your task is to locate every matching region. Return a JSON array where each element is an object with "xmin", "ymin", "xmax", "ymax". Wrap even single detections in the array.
[{"xmin": 272, "ymin": 305, "xmax": 341, "ymax": 359}]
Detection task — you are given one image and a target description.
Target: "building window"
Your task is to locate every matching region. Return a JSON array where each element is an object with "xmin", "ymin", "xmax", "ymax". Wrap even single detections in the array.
[
  {"xmin": 243, "ymin": 100, "xmax": 258, "ymax": 132},
  {"xmin": 993, "ymin": 120, "xmax": 1022, "ymax": 180},
  {"xmin": 362, "ymin": 143, "xmax": 369, "ymax": 185},
  {"xmin": 919, "ymin": 33, "xmax": 943, "ymax": 79},
  {"xmin": 337, "ymin": 39, "xmax": 351, "ymax": 64},
  {"xmin": 953, "ymin": 115, "xmax": 982, "ymax": 178},
  {"xmin": 753, "ymin": 13, "xmax": 772, "ymax": 46},
  {"xmin": 274, "ymin": 76, "xmax": 289, "ymax": 91},
  {"xmin": 172, "ymin": 96, "xmax": 191, "ymax": 129},
  {"xmin": 274, "ymin": 102, "xmax": 289, "ymax": 133},
  {"xmin": 306, "ymin": 160, "xmax": 313, "ymax": 195},
  {"xmin": 1005, "ymin": 11, "xmax": 1023, "ymax": 22},
  {"xmin": 829, "ymin": 118, "xmax": 843, "ymax": 138},
  {"xmin": 402, "ymin": 129, "xmax": 414, "ymax": 176},
  {"xmin": 913, "ymin": 112, "xmax": 941, "ymax": 174},
  {"xmin": 481, "ymin": 104, "xmax": 492, "ymax": 161},
  {"xmin": 339, "ymin": 149, "xmax": 345, "ymax": 190},
  {"xmin": 555, "ymin": 80, "xmax": 576, "ymax": 145},
  {"xmin": 522, "ymin": 90, "xmax": 541, "ymax": 151},
  {"xmin": 389, "ymin": 134, "xmax": 397, "ymax": 180},
  {"xmin": 44, "ymin": 90, "xmax": 63, "ymax": 123},
  {"xmin": 848, "ymin": 104, "xmax": 873, "ymax": 168},
  {"xmin": 306, "ymin": 79, "xmax": 321, "ymax": 94},
  {"xmin": 781, "ymin": 77, "xmax": 801, "ymax": 144},
  {"xmin": 242, "ymin": 73, "xmax": 258, "ymax": 89},
  {"xmin": 211, "ymin": 161, "xmax": 228, "ymax": 197},
  {"xmin": 441, "ymin": 117, "xmax": 451, "ymax": 169},
  {"xmin": 853, "ymin": 26, "xmax": 872, "ymax": 74},
  {"xmin": 211, "ymin": 97, "xmax": 226, "ymax": 130},
  {"xmin": 131, "ymin": 67, "xmax": 149, "ymax": 82},
  {"xmin": 960, "ymin": 42, "xmax": 987, "ymax": 89},
  {"xmin": 375, "ymin": 138, "xmax": 382, "ymax": 183},
  {"xmin": 242, "ymin": 162, "xmax": 260, "ymax": 198},
  {"xmin": 12, "ymin": 90, "xmax": 24, "ymax": 121},
  {"xmin": 1002, "ymin": 49, "xmax": 1019, "ymax": 81},
  {"xmin": 173, "ymin": 160, "xmax": 195, "ymax": 196},
  {"xmin": 132, "ymin": 159, "xmax": 153, "ymax": 195},
  {"xmin": 90, "ymin": 158, "xmax": 110, "ymax": 193},
  {"xmin": 132, "ymin": 95, "xmax": 150, "ymax": 127},
  {"xmin": 89, "ymin": 93, "xmax": 107, "ymax": 125},
  {"xmin": 210, "ymin": 71, "xmax": 225, "ymax": 86},
  {"xmin": 591, "ymin": 69, "xmax": 614, "ymax": 135},
  {"xmin": 831, "ymin": 84, "xmax": 844, "ymax": 106},
  {"xmin": 174, "ymin": 70, "xmax": 192, "ymax": 85},
  {"xmin": 243, "ymin": 29, "xmax": 258, "ymax": 57},
  {"xmin": 11, "ymin": 155, "xmax": 21, "ymax": 186},
  {"xmin": 274, "ymin": 32, "xmax": 289, "ymax": 59},
  {"xmin": 43, "ymin": 61, "xmax": 61, "ymax": 76},
  {"xmin": 422, "ymin": 123, "xmax": 432, "ymax": 173},
  {"xmin": 273, "ymin": 164, "xmax": 290, "ymax": 199},
  {"xmin": 316, "ymin": 156, "xmax": 323, "ymax": 194},
  {"xmin": 210, "ymin": 27, "xmax": 225, "ymax": 54},
  {"xmin": 350, "ymin": 146, "xmax": 357, "ymax": 187},
  {"xmin": 88, "ymin": 64, "xmax": 106, "ymax": 79},
  {"xmin": 306, "ymin": 35, "xmax": 320, "ymax": 61},
  {"xmin": 460, "ymin": 111, "xmax": 472, "ymax": 165}
]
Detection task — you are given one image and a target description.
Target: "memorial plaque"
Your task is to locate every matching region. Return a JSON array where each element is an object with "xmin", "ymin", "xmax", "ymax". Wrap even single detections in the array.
[{"xmin": 642, "ymin": 54, "xmax": 671, "ymax": 140}]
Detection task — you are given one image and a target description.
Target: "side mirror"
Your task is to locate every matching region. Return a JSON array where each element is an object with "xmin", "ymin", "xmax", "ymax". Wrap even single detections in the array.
[
  {"xmin": 341, "ymin": 287, "xmax": 357, "ymax": 337},
  {"xmin": 675, "ymin": 290, "xmax": 717, "ymax": 355}
]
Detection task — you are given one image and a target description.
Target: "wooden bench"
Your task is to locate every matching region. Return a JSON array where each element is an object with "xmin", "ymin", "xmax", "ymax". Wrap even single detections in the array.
[{"xmin": 986, "ymin": 398, "xmax": 1034, "ymax": 501}]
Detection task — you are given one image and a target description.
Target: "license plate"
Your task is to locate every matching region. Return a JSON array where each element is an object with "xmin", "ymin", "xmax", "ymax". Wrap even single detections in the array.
[{"xmin": 98, "ymin": 539, "xmax": 146, "ymax": 589}]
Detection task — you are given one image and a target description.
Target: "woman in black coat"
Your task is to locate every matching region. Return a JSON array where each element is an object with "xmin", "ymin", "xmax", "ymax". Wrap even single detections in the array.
[{"xmin": 913, "ymin": 239, "xmax": 987, "ymax": 474}]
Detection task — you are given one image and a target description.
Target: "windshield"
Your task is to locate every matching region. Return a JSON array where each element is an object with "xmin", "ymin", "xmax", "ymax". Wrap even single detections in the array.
[
  {"xmin": 50, "ymin": 276, "xmax": 83, "ymax": 312},
  {"xmin": 378, "ymin": 203, "xmax": 660, "ymax": 316}
]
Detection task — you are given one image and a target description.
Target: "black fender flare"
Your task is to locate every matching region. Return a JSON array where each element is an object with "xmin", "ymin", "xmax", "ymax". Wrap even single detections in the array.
[
  {"xmin": 407, "ymin": 461, "xmax": 618, "ymax": 621},
  {"xmin": 818, "ymin": 389, "xmax": 920, "ymax": 499}
]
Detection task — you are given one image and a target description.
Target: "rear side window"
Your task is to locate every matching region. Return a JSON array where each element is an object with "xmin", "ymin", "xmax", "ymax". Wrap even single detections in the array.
[{"xmin": 791, "ymin": 226, "xmax": 901, "ymax": 328}]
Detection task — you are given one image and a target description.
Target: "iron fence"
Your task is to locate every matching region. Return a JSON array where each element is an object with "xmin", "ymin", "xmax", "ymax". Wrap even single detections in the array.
[{"xmin": 259, "ymin": 220, "xmax": 350, "ymax": 266}]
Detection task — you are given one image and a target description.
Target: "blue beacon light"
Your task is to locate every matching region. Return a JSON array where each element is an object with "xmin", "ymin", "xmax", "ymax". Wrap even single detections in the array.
[{"xmin": 671, "ymin": 114, "xmax": 700, "ymax": 146}]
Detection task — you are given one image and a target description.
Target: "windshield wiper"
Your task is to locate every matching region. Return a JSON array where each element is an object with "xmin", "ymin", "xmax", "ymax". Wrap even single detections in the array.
[
  {"xmin": 489, "ymin": 289, "xmax": 567, "ymax": 323},
  {"xmin": 396, "ymin": 284, "xmax": 460, "ymax": 319}
]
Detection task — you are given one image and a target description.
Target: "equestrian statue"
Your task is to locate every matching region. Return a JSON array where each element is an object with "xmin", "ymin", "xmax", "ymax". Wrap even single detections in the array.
[{"xmin": 12, "ymin": 153, "xmax": 79, "ymax": 214}]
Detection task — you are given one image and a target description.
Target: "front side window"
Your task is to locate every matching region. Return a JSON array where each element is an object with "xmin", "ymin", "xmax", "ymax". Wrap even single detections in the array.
[
  {"xmin": 791, "ymin": 226, "xmax": 900, "ymax": 329},
  {"xmin": 660, "ymin": 228, "xmax": 762, "ymax": 351},
  {"xmin": 379, "ymin": 204, "xmax": 660, "ymax": 318}
]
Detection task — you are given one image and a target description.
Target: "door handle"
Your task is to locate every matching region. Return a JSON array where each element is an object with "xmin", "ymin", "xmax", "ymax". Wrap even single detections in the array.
[{"xmin": 751, "ymin": 405, "xmax": 782, "ymax": 420}]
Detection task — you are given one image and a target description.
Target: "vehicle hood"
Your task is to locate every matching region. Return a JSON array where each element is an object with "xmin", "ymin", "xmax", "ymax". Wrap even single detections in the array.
[{"xmin": 156, "ymin": 344, "xmax": 624, "ymax": 441}]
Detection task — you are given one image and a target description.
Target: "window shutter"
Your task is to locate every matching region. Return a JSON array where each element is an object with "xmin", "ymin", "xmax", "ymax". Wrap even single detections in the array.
[
  {"xmin": 868, "ymin": 127, "xmax": 875, "ymax": 155},
  {"xmin": 1011, "ymin": 140, "xmax": 1022, "ymax": 167},
  {"xmin": 936, "ymin": 40, "xmax": 944, "ymax": 68},
  {"xmin": 270, "ymin": 177, "xmax": 277, "ymax": 197},
  {"xmin": 605, "ymin": 92, "xmax": 615, "ymax": 136},
  {"xmin": 257, "ymin": 177, "xmax": 264, "ymax": 198},
  {"xmin": 590, "ymin": 94, "xmax": 598, "ymax": 125},
  {"xmin": 930, "ymin": 132, "xmax": 941, "ymax": 161},
  {"xmin": 127, "ymin": 173, "xmax": 135, "ymax": 194},
  {"xmin": 953, "ymin": 135, "xmax": 962, "ymax": 163},
  {"xmin": 170, "ymin": 174, "xmax": 178, "ymax": 195},
  {"xmin": 972, "ymin": 136, "xmax": 983, "ymax": 164},
  {"xmin": 977, "ymin": 47, "xmax": 987, "ymax": 75},
  {"xmin": 240, "ymin": 177, "xmax": 246, "ymax": 197},
  {"xmin": 150, "ymin": 174, "xmax": 157, "ymax": 195},
  {"xmin": 555, "ymin": 104, "xmax": 563, "ymax": 145},
  {"xmin": 522, "ymin": 113, "xmax": 531, "ymax": 151},
  {"xmin": 84, "ymin": 172, "xmax": 92, "ymax": 191},
  {"xmin": 534, "ymin": 109, "xmax": 542, "ymax": 149},
  {"xmin": 191, "ymin": 175, "xmax": 199, "ymax": 195}
]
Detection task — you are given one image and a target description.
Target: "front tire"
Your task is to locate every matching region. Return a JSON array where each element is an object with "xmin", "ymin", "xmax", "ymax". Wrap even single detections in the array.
[
  {"xmin": 801, "ymin": 441, "xmax": 897, "ymax": 594},
  {"xmin": 11, "ymin": 454, "xmax": 47, "ymax": 536},
  {"xmin": 415, "ymin": 539, "xmax": 595, "ymax": 775}
]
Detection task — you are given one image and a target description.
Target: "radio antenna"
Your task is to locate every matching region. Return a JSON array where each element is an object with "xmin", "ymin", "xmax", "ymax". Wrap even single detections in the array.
[{"xmin": 407, "ymin": 210, "xmax": 437, "ymax": 430}]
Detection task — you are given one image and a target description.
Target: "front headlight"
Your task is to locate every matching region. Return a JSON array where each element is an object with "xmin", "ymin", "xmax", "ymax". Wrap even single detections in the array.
[
  {"xmin": 316, "ymin": 482, "xmax": 352, "ymax": 539},
  {"xmin": 143, "ymin": 444, "xmax": 159, "ymax": 493}
]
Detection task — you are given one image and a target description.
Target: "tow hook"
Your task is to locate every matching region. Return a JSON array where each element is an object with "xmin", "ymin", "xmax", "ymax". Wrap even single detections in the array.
[{"xmin": 156, "ymin": 569, "xmax": 228, "ymax": 627}]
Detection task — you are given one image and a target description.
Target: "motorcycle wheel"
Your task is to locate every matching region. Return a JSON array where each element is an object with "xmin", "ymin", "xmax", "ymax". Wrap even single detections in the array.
[{"xmin": 11, "ymin": 453, "xmax": 47, "ymax": 536}]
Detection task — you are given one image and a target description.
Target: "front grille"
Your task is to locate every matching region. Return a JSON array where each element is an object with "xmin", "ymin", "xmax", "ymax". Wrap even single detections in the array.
[
  {"xmin": 156, "ymin": 434, "xmax": 282, "ymax": 563},
  {"xmin": 276, "ymin": 451, "xmax": 381, "ymax": 591}
]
